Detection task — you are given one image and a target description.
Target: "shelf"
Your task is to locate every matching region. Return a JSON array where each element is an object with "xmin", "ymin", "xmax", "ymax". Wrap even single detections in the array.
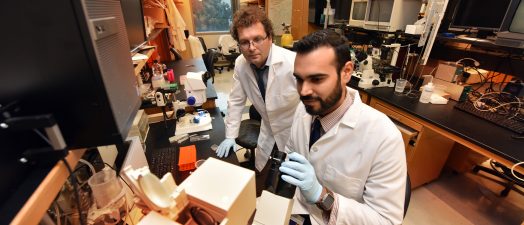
[
  {"xmin": 11, "ymin": 149, "xmax": 86, "ymax": 225},
  {"xmin": 148, "ymin": 28, "xmax": 166, "ymax": 41},
  {"xmin": 133, "ymin": 48, "xmax": 156, "ymax": 76}
]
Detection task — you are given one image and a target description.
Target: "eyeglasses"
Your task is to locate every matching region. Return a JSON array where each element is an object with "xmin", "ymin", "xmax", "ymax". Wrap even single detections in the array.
[{"xmin": 238, "ymin": 35, "xmax": 268, "ymax": 50}]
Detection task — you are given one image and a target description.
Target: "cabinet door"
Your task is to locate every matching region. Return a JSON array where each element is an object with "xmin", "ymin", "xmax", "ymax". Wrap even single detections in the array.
[
  {"xmin": 393, "ymin": 121, "xmax": 418, "ymax": 162},
  {"xmin": 370, "ymin": 98, "xmax": 454, "ymax": 188}
]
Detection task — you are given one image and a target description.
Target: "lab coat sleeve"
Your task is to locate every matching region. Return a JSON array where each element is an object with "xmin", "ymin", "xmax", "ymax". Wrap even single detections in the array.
[
  {"xmin": 224, "ymin": 67, "xmax": 247, "ymax": 139},
  {"xmin": 331, "ymin": 125, "xmax": 406, "ymax": 225}
]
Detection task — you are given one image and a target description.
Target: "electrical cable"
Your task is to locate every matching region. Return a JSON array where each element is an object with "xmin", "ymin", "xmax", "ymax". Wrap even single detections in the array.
[
  {"xmin": 78, "ymin": 159, "xmax": 96, "ymax": 175},
  {"xmin": 62, "ymin": 158, "xmax": 87, "ymax": 225},
  {"xmin": 33, "ymin": 128, "xmax": 52, "ymax": 146},
  {"xmin": 54, "ymin": 202, "xmax": 61, "ymax": 225},
  {"xmin": 104, "ymin": 163, "xmax": 135, "ymax": 195},
  {"xmin": 511, "ymin": 162, "xmax": 524, "ymax": 182}
]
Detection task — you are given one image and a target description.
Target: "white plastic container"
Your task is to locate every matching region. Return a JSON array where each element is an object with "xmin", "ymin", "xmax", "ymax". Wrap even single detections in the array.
[{"xmin": 419, "ymin": 82, "xmax": 434, "ymax": 103}]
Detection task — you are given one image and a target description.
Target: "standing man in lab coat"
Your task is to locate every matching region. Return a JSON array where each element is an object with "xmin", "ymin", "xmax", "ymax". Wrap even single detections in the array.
[
  {"xmin": 280, "ymin": 29, "xmax": 407, "ymax": 224},
  {"xmin": 216, "ymin": 7, "xmax": 300, "ymax": 173}
]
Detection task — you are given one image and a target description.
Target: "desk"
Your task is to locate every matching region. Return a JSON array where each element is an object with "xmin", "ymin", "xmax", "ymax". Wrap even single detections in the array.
[
  {"xmin": 433, "ymin": 35, "xmax": 524, "ymax": 76},
  {"xmin": 353, "ymin": 85, "xmax": 524, "ymax": 187},
  {"xmin": 145, "ymin": 108, "xmax": 238, "ymax": 184}
]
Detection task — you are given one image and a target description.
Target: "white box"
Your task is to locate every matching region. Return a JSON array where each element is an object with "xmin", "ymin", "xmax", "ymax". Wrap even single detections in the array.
[
  {"xmin": 176, "ymin": 158, "xmax": 256, "ymax": 225},
  {"xmin": 128, "ymin": 109, "xmax": 149, "ymax": 144},
  {"xmin": 405, "ymin": 24, "xmax": 424, "ymax": 35},
  {"xmin": 463, "ymin": 68, "xmax": 488, "ymax": 84},
  {"xmin": 432, "ymin": 78, "xmax": 471, "ymax": 101},
  {"xmin": 253, "ymin": 191, "xmax": 293, "ymax": 225}
]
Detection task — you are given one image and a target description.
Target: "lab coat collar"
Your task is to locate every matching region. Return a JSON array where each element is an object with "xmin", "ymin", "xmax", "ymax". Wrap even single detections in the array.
[
  {"xmin": 301, "ymin": 87, "xmax": 363, "ymax": 138},
  {"xmin": 265, "ymin": 44, "xmax": 286, "ymax": 98}
]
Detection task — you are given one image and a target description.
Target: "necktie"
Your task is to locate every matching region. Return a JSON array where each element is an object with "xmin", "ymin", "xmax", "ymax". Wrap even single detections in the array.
[
  {"xmin": 254, "ymin": 66, "xmax": 266, "ymax": 100},
  {"xmin": 309, "ymin": 118, "xmax": 322, "ymax": 150}
]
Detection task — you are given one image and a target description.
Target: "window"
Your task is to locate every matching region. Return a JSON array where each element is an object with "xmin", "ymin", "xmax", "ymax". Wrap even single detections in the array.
[{"xmin": 192, "ymin": 0, "xmax": 235, "ymax": 33}]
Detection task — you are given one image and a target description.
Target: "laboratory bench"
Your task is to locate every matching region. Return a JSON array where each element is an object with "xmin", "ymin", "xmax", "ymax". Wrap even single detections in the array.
[
  {"xmin": 351, "ymin": 83, "xmax": 524, "ymax": 188},
  {"xmin": 144, "ymin": 108, "xmax": 238, "ymax": 184},
  {"xmin": 140, "ymin": 58, "xmax": 219, "ymax": 113}
]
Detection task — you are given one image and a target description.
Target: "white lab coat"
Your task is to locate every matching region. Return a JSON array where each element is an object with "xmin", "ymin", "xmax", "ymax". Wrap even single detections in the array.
[
  {"xmin": 287, "ymin": 87, "xmax": 407, "ymax": 225},
  {"xmin": 225, "ymin": 44, "xmax": 299, "ymax": 171}
]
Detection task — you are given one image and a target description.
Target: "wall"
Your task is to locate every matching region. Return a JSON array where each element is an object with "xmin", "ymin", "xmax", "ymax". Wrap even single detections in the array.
[{"xmin": 268, "ymin": 0, "xmax": 292, "ymax": 36}]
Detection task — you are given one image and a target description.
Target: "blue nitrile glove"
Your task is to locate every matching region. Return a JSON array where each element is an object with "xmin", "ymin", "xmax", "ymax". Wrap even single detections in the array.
[
  {"xmin": 279, "ymin": 152, "xmax": 322, "ymax": 203},
  {"xmin": 216, "ymin": 138, "xmax": 237, "ymax": 158}
]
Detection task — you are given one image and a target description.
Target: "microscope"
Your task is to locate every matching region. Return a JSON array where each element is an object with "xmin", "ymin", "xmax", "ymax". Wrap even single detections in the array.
[{"xmin": 352, "ymin": 48, "xmax": 396, "ymax": 89}]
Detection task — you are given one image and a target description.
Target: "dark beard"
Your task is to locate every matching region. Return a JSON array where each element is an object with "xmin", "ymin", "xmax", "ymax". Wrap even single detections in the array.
[{"xmin": 302, "ymin": 81, "xmax": 343, "ymax": 116}]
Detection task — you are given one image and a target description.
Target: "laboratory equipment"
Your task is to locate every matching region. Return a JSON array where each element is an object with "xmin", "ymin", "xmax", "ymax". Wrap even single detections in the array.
[
  {"xmin": 175, "ymin": 112, "xmax": 212, "ymax": 135},
  {"xmin": 184, "ymin": 72, "xmax": 207, "ymax": 107}
]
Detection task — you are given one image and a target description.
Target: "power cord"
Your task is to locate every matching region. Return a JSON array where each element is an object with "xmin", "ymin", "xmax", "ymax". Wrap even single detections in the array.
[
  {"xmin": 62, "ymin": 157, "xmax": 87, "ymax": 225},
  {"xmin": 511, "ymin": 162, "xmax": 524, "ymax": 182},
  {"xmin": 30, "ymin": 128, "xmax": 87, "ymax": 225}
]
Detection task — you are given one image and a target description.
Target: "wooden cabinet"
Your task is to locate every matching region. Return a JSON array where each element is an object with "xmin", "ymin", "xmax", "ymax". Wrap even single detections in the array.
[
  {"xmin": 370, "ymin": 98, "xmax": 454, "ymax": 188},
  {"xmin": 291, "ymin": 0, "xmax": 320, "ymax": 40}
]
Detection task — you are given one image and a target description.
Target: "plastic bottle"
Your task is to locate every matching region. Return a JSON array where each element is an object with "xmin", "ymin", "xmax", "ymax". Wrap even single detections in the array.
[
  {"xmin": 151, "ymin": 60, "xmax": 165, "ymax": 89},
  {"xmin": 280, "ymin": 23, "xmax": 293, "ymax": 47},
  {"xmin": 419, "ymin": 82, "xmax": 434, "ymax": 103}
]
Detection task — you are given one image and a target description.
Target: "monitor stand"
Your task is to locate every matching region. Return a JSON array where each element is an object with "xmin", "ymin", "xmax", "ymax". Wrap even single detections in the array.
[{"xmin": 471, "ymin": 30, "xmax": 495, "ymax": 39}]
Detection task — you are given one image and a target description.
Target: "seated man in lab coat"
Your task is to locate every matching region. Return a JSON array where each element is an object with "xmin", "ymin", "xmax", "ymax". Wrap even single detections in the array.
[
  {"xmin": 279, "ymin": 30, "xmax": 407, "ymax": 225},
  {"xmin": 216, "ymin": 7, "xmax": 300, "ymax": 174}
]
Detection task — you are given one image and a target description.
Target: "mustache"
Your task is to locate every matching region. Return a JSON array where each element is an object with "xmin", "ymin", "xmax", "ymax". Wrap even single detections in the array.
[{"xmin": 300, "ymin": 95, "xmax": 320, "ymax": 101}]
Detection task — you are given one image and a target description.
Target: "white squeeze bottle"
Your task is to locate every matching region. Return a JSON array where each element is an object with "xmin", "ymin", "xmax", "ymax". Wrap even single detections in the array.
[{"xmin": 419, "ymin": 82, "xmax": 434, "ymax": 103}]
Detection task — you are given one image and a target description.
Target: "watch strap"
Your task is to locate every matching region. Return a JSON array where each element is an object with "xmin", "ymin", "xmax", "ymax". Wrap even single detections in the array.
[{"xmin": 316, "ymin": 187, "xmax": 334, "ymax": 211}]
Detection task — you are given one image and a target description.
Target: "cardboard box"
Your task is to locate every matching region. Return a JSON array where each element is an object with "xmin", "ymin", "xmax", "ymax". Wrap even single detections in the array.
[
  {"xmin": 435, "ymin": 62, "xmax": 461, "ymax": 83},
  {"xmin": 432, "ymin": 78, "xmax": 472, "ymax": 101},
  {"xmin": 405, "ymin": 24, "xmax": 424, "ymax": 35}
]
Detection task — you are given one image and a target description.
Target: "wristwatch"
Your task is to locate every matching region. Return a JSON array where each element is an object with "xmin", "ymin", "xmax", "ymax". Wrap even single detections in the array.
[{"xmin": 316, "ymin": 187, "xmax": 334, "ymax": 211}]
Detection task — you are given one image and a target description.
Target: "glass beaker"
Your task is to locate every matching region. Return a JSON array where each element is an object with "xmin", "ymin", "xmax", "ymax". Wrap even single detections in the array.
[{"xmin": 88, "ymin": 169, "xmax": 123, "ymax": 208}]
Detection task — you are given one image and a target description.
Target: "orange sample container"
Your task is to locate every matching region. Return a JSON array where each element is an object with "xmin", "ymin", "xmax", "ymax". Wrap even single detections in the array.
[{"xmin": 178, "ymin": 145, "xmax": 197, "ymax": 171}]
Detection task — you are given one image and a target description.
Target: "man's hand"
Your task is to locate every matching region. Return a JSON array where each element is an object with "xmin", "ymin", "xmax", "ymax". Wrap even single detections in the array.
[
  {"xmin": 216, "ymin": 138, "xmax": 237, "ymax": 158},
  {"xmin": 279, "ymin": 152, "xmax": 322, "ymax": 203}
]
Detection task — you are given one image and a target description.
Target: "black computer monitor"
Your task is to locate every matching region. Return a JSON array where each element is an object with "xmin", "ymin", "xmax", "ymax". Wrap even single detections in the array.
[
  {"xmin": 121, "ymin": 0, "xmax": 147, "ymax": 52},
  {"xmin": 0, "ymin": 0, "xmax": 140, "ymax": 222},
  {"xmin": 450, "ymin": 0, "xmax": 512, "ymax": 34},
  {"xmin": 496, "ymin": 0, "xmax": 524, "ymax": 50}
]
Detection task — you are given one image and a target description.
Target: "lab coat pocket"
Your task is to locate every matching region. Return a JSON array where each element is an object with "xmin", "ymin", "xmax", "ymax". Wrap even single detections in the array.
[{"xmin": 324, "ymin": 165, "xmax": 363, "ymax": 199}]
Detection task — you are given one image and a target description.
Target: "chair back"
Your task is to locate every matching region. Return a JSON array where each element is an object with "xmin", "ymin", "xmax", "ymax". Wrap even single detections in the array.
[
  {"xmin": 198, "ymin": 36, "xmax": 207, "ymax": 52},
  {"xmin": 218, "ymin": 35, "xmax": 238, "ymax": 55},
  {"xmin": 203, "ymin": 49, "xmax": 217, "ymax": 79}
]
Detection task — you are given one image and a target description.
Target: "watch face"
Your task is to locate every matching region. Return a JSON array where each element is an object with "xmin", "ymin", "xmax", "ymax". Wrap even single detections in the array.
[{"xmin": 322, "ymin": 194, "xmax": 335, "ymax": 210}]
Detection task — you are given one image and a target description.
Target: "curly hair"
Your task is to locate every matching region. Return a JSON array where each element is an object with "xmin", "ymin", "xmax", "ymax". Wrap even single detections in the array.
[
  {"xmin": 293, "ymin": 29, "xmax": 351, "ymax": 74},
  {"xmin": 230, "ymin": 6, "xmax": 274, "ymax": 42}
]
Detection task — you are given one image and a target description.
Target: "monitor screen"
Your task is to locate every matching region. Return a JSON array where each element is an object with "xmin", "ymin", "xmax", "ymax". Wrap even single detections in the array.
[
  {"xmin": 451, "ymin": 0, "xmax": 512, "ymax": 31},
  {"xmin": 352, "ymin": 2, "xmax": 368, "ymax": 21},
  {"xmin": 121, "ymin": 0, "xmax": 147, "ymax": 51},
  {"xmin": 509, "ymin": 0, "xmax": 524, "ymax": 33},
  {"xmin": 368, "ymin": 0, "xmax": 394, "ymax": 23}
]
